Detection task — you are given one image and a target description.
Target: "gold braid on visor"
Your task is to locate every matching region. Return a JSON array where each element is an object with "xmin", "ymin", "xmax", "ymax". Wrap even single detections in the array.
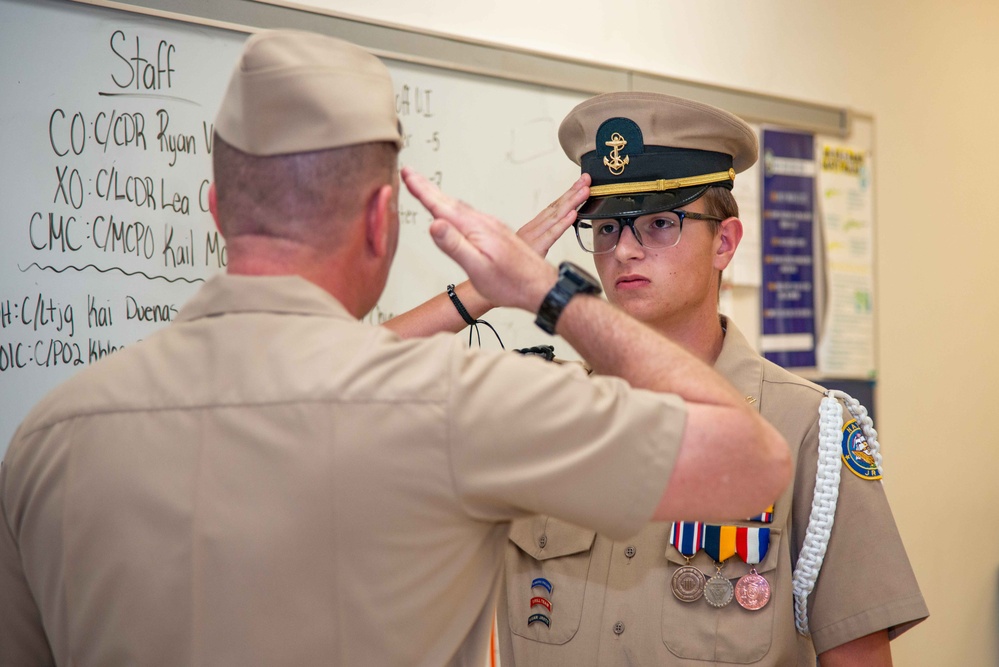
[{"xmin": 588, "ymin": 168, "xmax": 736, "ymax": 197}]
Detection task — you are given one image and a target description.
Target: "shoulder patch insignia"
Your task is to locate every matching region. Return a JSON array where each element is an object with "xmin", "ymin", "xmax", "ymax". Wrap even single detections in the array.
[{"xmin": 840, "ymin": 419, "xmax": 882, "ymax": 480}]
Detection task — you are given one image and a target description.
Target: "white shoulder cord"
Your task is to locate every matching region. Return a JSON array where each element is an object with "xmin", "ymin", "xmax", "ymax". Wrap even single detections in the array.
[{"xmin": 791, "ymin": 389, "xmax": 882, "ymax": 635}]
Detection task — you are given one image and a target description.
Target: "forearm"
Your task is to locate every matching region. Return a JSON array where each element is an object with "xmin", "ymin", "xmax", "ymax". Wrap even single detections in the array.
[
  {"xmin": 558, "ymin": 293, "xmax": 791, "ymax": 519},
  {"xmin": 382, "ymin": 280, "xmax": 491, "ymax": 339},
  {"xmin": 555, "ymin": 294, "xmax": 745, "ymax": 408},
  {"xmin": 818, "ymin": 630, "xmax": 892, "ymax": 667}
]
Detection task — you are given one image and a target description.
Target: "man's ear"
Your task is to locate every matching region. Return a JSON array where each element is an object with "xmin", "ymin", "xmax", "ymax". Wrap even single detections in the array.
[
  {"xmin": 208, "ymin": 182, "xmax": 221, "ymax": 233},
  {"xmin": 364, "ymin": 184, "xmax": 395, "ymax": 258},
  {"xmin": 713, "ymin": 216, "xmax": 744, "ymax": 272}
]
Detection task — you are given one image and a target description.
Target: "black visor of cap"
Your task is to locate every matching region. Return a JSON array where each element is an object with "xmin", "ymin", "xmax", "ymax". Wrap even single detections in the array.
[{"xmin": 577, "ymin": 185, "xmax": 711, "ymax": 219}]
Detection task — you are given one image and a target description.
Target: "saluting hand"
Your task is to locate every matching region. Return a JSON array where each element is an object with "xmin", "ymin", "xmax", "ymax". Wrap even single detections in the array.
[
  {"xmin": 515, "ymin": 174, "xmax": 590, "ymax": 256},
  {"xmin": 402, "ymin": 166, "xmax": 557, "ymax": 314}
]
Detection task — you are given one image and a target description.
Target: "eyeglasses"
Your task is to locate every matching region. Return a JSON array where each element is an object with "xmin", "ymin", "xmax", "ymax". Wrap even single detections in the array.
[{"xmin": 573, "ymin": 210, "xmax": 724, "ymax": 254}]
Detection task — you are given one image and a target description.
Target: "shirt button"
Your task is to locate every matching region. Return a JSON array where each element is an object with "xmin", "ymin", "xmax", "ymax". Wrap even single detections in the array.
[
  {"xmin": 613, "ymin": 621, "xmax": 625, "ymax": 635},
  {"xmin": 538, "ymin": 534, "xmax": 547, "ymax": 549},
  {"xmin": 624, "ymin": 545, "xmax": 636, "ymax": 558}
]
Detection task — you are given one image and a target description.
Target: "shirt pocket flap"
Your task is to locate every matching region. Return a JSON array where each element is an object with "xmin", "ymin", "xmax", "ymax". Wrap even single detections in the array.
[{"xmin": 509, "ymin": 516, "xmax": 596, "ymax": 561}]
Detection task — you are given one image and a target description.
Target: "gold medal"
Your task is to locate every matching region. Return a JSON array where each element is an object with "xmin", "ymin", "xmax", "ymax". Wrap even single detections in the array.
[
  {"xmin": 703, "ymin": 568, "xmax": 734, "ymax": 608},
  {"xmin": 734, "ymin": 568, "xmax": 771, "ymax": 610},
  {"xmin": 671, "ymin": 563, "xmax": 705, "ymax": 602}
]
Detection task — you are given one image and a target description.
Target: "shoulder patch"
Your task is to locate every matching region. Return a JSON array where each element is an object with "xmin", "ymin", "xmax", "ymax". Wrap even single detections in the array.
[{"xmin": 840, "ymin": 419, "xmax": 882, "ymax": 480}]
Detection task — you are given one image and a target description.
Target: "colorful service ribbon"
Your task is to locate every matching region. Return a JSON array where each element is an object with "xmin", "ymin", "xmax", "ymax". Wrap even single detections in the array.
[
  {"xmin": 669, "ymin": 521, "xmax": 704, "ymax": 557},
  {"xmin": 702, "ymin": 524, "xmax": 738, "ymax": 563},
  {"xmin": 736, "ymin": 527, "xmax": 770, "ymax": 564},
  {"xmin": 746, "ymin": 504, "xmax": 774, "ymax": 523},
  {"xmin": 670, "ymin": 523, "xmax": 771, "ymax": 565}
]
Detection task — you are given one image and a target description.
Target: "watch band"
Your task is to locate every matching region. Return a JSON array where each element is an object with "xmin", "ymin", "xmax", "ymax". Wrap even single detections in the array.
[{"xmin": 535, "ymin": 262, "xmax": 601, "ymax": 334}]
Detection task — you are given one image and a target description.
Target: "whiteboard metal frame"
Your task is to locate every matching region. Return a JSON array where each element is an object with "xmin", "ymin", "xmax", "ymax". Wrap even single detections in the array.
[{"xmin": 68, "ymin": 0, "xmax": 854, "ymax": 137}]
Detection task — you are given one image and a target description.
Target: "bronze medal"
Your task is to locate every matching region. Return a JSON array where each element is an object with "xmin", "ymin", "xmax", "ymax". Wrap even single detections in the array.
[
  {"xmin": 703, "ymin": 572, "xmax": 734, "ymax": 608},
  {"xmin": 671, "ymin": 565, "xmax": 705, "ymax": 602},
  {"xmin": 734, "ymin": 568, "xmax": 771, "ymax": 610}
]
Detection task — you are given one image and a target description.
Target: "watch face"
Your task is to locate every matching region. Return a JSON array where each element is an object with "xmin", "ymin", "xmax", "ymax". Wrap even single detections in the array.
[{"xmin": 560, "ymin": 262, "xmax": 602, "ymax": 295}]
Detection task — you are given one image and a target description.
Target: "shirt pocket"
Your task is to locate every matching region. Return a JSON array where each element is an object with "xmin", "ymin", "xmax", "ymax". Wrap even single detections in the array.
[
  {"xmin": 505, "ymin": 516, "xmax": 596, "ymax": 645},
  {"xmin": 660, "ymin": 526, "xmax": 782, "ymax": 663}
]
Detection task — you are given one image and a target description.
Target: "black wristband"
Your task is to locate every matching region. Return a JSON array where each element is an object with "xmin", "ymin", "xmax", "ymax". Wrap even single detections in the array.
[{"xmin": 446, "ymin": 284, "xmax": 477, "ymax": 326}]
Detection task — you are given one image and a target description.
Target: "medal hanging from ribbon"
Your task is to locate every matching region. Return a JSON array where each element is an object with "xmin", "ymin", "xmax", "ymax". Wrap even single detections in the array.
[
  {"xmin": 701, "ymin": 525, "xmax": 737, "ymax": 607},
  {"xmin": 734, "ymin": 527, "xmax": 771, "ymax": 610},
  {"xmin": 668, "ymin": 521, "xmax": 705, "ymax": 603},
  {"xmin": 669, "ymin": 522, "xmax": 774, "ymax": 611}
]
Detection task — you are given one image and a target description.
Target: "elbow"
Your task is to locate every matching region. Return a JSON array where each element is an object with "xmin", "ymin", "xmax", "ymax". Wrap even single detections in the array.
[
  {"xmin": 754, "ymin": 423, "xmax": 792, "ymax": 512},
  {"xmin": 726, "ymin": 415, "xmax": 792, "ymax": 518},
  {"xmin": 772, "ymin": 433, "xmax": 793, "ymax": 495},
  {"xmin": 661, "ymin": 405, "xmax": 793, "ymax": 523}
]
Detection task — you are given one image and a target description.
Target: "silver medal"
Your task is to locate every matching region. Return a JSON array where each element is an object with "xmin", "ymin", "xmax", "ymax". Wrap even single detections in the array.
[{"xmin": 703, "ymin": 572, "xmax": 734, "ymax": 608}]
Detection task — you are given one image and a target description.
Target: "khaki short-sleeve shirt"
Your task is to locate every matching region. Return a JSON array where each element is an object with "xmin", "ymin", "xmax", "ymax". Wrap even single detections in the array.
[
  {"xmin": 498, "ymin": 319, "xmax": 927, "ymax": 666},
  {"xmin": 0, "ymin": 274, "xmax": 687, "ymax": 667}
]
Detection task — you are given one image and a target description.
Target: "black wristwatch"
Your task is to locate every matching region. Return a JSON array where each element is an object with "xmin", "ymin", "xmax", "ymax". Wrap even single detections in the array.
[{"xmin": 535, "ymin": 261, "xmax": 602, "ymax": 335}]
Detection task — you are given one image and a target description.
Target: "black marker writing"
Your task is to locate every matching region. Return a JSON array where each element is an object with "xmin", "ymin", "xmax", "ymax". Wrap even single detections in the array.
[{"xmin": 110, "ymin": 30, "xmax": 176, "ymax": 91}]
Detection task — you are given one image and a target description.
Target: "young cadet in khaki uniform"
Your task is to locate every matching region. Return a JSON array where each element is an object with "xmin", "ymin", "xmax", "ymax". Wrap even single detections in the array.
[
  {"xmin": 0, "ymin": 34, "xmax": 792, "ymax": 666},
  {"xmin": 491, "ymin": 93, "xmax": 929, "ymax": 666},
  {"xmin": 386, "ymin": 92, "xmax": 928, "ymax": 665}
]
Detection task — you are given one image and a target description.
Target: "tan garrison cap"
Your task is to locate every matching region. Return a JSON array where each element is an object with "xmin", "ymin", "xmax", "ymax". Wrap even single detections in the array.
[
  {"xmin": 215, "ymin": 30, "xmax": 402, "ymax": 156},
  {"xmin": 559, "ymin": 92, "xmax": 758, "ymax": 218}
]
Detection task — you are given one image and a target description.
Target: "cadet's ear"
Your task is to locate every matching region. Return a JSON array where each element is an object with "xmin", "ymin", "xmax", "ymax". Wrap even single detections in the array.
[
  {"xmin": 364, "ymin": 184, "xmax": 395, "ymax": 259},
  {"xmin": 713, "ymin": 216, "xmax": 743, "ymax": 272}
]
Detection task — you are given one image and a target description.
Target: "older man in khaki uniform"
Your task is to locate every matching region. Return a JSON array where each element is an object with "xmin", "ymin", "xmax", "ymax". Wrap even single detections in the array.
[
  {"xmin": 0, "ymin": 34, "xmax": 792, "ymax": 666},
  {"xmin": 492, "ymin": 93, "xmax": 929, "ymax": 666}
]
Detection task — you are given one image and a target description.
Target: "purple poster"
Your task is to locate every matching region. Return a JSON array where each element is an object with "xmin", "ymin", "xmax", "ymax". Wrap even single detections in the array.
[{"xmin": 761, "ymin": 130, "xmax": 816, "ymax": 369}]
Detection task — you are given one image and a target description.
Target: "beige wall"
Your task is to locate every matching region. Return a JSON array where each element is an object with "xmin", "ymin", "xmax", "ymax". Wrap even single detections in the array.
[{"xmin": 305, "ymin": 0, "xmax": 997, "ymax": 663}]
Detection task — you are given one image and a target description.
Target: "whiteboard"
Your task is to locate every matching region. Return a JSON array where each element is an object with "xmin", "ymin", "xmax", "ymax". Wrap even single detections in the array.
[{"xmin": 0, "ymin": 0, "xmax": 590, "ymax": 455}]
